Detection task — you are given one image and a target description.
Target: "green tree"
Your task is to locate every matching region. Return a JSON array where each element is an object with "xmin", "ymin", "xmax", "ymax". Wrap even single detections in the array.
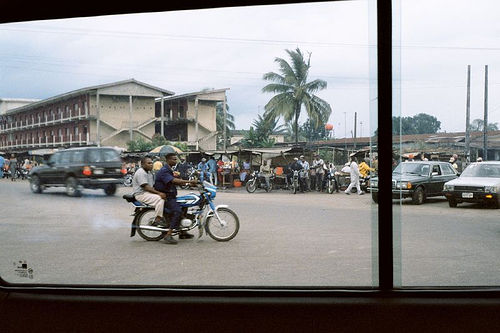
[
  {"xmin": 262, "ymin": 48, "xmax": 332, "ymax": 144},
  {"xmin": 392, "ymin": 113, "xmax": 441, "ymax": 135},
  {"xmin": 300, "ymin": 118, "xmax": 329, "ymax": 142},
  {"xmin": 470, "ymin": 118, "xmax": 499, "ymax": 132}
]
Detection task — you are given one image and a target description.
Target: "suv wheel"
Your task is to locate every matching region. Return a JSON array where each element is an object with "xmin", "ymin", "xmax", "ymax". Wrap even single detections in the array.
[
  {"xmin": 66, "ymin": 177, "xmax": 81, "ymax": 197},
  {"xmin": 104, "ymin": 184, "xmax": 117, "ymax": 196},
  {"xmin": 30, "ymin": 175, "xmax": 43, "ymax": 193}
]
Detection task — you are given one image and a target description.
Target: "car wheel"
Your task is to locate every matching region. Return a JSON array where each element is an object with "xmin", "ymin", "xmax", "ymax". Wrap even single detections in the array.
[
  {"xmin": 412, "ymin": 187, "xmax": 425, "ymax": 205},
  {"xmin": 66, "ymin": 177, "xmax": 81, "ymax": 197},
  {"xmin": 448, "ymin": 199, "xmax": 457, "ymax": 208},
  {"xmin": 104, "ymin": 184, "xmax": 117, "ymax": 196},
  {"xmin": 30, "ymin": 175, "xmax": 43, "ymax": 193},
  {"xmin": 371, "ymin": 193, "xmax": 378, "ymax": 204}
]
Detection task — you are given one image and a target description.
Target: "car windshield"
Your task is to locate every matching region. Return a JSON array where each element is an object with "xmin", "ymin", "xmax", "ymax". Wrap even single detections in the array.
[
  {"xmin": 461, "ymin": 163, "xmax": 500, "ymax": 178},
  {"xmin": 392, "ymin": 163, "xmax": 430, "ymax": 176}
]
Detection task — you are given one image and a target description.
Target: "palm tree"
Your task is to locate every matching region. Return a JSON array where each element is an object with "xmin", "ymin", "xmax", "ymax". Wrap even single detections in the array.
[{"xmin": 262, "ymin": 47, "xmax": 332, "ymax": 144}]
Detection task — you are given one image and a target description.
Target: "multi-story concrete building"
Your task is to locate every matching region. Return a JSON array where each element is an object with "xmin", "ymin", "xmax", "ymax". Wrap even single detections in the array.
[
  {"xmin": 155, "ymin": 88, "xmax": 229, "ymax": 151},
  {"xmin": 0, "ymin": 98, "xmax": 40, "ymax": 115},
  {"xmin": 0, "ymin": 79, "xmax": 174, "ymax": 152}
]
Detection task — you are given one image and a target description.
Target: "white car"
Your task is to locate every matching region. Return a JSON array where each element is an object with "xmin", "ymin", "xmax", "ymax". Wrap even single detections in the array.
[{"xmin": 443, "ymin": 161, "xmax": 500, "ymax": 208}]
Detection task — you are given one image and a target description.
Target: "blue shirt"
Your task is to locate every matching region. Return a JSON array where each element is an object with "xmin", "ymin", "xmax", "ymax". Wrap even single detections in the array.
[
  {"xmin": 154, "ymin": 164, "xmax": 177, "ymax": 199},
  {"xmin": 207, "ymin": 159, "xmax": 217, "ymax": 173},
  {"xmin": 0, "ymin": 156, "xmax": 4, "ymax": 168},
  {"xmin": 197, "ymin": 162, "xmax": 208, "ymax": 172}
]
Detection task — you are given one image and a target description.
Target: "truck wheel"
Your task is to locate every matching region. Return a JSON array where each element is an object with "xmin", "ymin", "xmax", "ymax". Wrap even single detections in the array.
[{"xmin": 372, "ymin": 193, "xmax": 379, "ymax": 204}]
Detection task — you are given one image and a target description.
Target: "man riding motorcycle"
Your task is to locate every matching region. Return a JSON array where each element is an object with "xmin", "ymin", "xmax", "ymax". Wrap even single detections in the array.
[{"xmin": 154, "ymin": 153, "xmax": 198, "ymax": 244}]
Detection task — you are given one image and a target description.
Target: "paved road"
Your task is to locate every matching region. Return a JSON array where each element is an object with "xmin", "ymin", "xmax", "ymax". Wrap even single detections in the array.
[{"xmin": 1, "ymin": 179, "xmax": 499, "ymax": 287}]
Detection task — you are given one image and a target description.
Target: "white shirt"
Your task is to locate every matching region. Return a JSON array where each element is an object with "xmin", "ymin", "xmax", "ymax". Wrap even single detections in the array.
[{"xmin": 312, "ymin": 159, "xmax": 325, "ymax": 174}]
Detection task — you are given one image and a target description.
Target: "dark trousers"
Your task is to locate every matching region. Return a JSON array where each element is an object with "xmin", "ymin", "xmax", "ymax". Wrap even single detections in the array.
[
  {"xmin": 315, "ymin": 173, "xmax": 324, "ymax": 191},
  {"xmin": 164, "ymin": 198, "xmax": 181, "ymax": 230}
]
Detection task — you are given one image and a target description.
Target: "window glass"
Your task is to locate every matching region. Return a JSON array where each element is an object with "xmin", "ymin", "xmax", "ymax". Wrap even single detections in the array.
[
  {"xmin": 0, "ymin": 1, "xmax": 378, "ymax": 287},
  {"xmin": 71, "ymin": 151, "xmax": 85, "ymax": 163},
  {"xmin": 48, "ymin": 153, "xmax": 60, "ymax": 164},
  {"xmin": 396, "ymin": 0, "xmax": 500, "ymax": 286},
  {"xmin": 88, "ymin": 149, "xmax": 102, "ymax": 163},
  {"xmin": 101, "ymin": 149, "xmax": 121, "ymax": 162},
  {"xmin": 59, "ymin": 151, "xmax": 71, "ymax": 164},
  {"xmin": 441, "ymin": 164, "xmax": 454, "ymax": 175}
]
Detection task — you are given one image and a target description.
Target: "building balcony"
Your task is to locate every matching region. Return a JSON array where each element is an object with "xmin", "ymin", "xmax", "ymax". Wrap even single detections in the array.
[
  {"xmin": 0, "ymin": 111, "xmax": 90, "ymax": 134},
  {"xmin": 0, "ymin": 133, "xmax": 92, "ymax": 150}
]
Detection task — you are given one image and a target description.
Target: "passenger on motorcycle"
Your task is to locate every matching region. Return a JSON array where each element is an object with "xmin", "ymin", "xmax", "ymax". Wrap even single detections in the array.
[
  {"xmin": 132, "ymin": 156, "xmax": 167, "ymax": 227},
  {"xmin": 155, "ymin": 153, "xmax": 198, "ymax": 244}
]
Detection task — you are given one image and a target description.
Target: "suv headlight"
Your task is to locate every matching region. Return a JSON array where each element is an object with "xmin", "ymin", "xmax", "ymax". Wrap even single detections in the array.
[
  {"xmin": 443, "ymin": 184, "xmax": 454, "ymax": 191},
  {"xmin": 371, "ymin": 180, "xmax": 378, "ymax": 187},
  {"xmin": 484, "ymin": 186, "xmax": 498, "ymax": 193}
]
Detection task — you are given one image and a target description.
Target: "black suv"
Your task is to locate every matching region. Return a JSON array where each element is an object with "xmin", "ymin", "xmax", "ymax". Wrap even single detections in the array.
[
  {"xmin": 29, "ymin": 147, "xmax": 125, "ymax": 196},
  {"xmin": 370, "ymin": 161, "xmax": 458, "ymax": 205}
]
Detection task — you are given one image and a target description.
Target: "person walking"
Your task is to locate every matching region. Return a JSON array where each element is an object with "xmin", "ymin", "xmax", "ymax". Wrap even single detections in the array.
[
  {"xmin": 207, "ymin": 156, "xmax": 218, "ymax": 185},
  {"xmin": 344, "ymin": 155, "xmax": 363, "ymax": 195},
  {"xmin": 9, "ymin": 155, "xmax": 18, "ymax": 181},
  {"xmin": 197, "ymin": 158, "xmax": 210, "ymax": 182}
]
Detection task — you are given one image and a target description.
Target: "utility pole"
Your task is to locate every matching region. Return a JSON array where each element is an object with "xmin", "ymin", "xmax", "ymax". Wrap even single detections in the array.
[
  {"xmin": 483, "ymin": 65, "xmax": 488, "ymax": 160},
  {"xmin": 223, "ymin": 95, "xmax": 227, "ymax": 152},
  {"xmin": 343, "ymin": 112, "xmax": 347, "ymax": 157},
  {"xmin": 354, "ymin": 112, "xmax": 357, "ymax": 149},
  {"xmin": 465, "ymin": 65, "xmax": 471, "ymax": 163}
]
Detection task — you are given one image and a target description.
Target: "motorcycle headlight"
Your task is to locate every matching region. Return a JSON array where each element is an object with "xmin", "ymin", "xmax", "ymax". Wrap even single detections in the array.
[
  {"xmin": 484, "ymin": 186, "xmax": 498, "ymax": 193},
  {"xmin": 443, "ymin": 184, "xmax": 454, "ymax": 191}
]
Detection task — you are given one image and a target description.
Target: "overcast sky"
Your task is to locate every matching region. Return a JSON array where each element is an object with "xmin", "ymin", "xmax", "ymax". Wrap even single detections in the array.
[{"xmin": 0, "ymin": 0, "xmax": 499, "ymax": 138}]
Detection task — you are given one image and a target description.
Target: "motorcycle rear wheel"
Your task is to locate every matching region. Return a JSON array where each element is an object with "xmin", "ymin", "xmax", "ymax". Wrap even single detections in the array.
[
  {"xmin": 205, "ymin": 208, "xmax": 239, "ymax": 242},
  {"xmin": 136, "ymin": 209, "xmax": 167, "ymax": 241}
]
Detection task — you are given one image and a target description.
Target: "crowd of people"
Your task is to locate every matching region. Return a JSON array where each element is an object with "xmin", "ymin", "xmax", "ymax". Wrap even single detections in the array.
[{"xmin": 0, "ymin": 153, "xmax": 37, "ymax": 180}]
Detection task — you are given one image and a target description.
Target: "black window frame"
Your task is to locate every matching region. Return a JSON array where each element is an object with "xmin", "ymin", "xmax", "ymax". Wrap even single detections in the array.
[{"xmin": 1, "ymin": 1, "xmax": 499, "ymax": 330}]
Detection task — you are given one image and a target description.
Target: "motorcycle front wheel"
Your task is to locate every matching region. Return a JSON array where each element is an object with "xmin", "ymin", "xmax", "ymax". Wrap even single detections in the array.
[
  {"xmin": 205, "ymin": 208, "xmax": 240, "ymax": 241},
  {"xmin": 327, "ymin": 180, "xmax": 334, "ymax": 194},
  {"xmin": 291, "ymin": 179, "xmax": 298, "ymax": 194},
  {"xmin": 246, "ymin": 179, "xmax": 257, "ymax": 193},
  {"xmin": 135, "ymin": 209, "xmax": 167, "ymax": 241}
]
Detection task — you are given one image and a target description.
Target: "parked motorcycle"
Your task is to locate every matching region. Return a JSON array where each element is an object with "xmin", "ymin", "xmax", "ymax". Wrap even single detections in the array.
[
  {"xmin": 325, "ymin": 167, "xmax": 339, "ymax": 194},
  {"xmin": 123, "ymin": 168, "xmax": 134, "ymax": 187},
  {"xmin": 289, "ymin": 170, "xmax": 300, "ymax": 194},
  {"xmin": 123, "ymin": 181, "xmax": 239, "ymax": 242},
  {"xmin": 180, "ymin": 167, "xmax": 199, "ymax": 190},
  {"xmin": 245, "ymin": 171, "xmax": 275, "ymax": 193}
]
